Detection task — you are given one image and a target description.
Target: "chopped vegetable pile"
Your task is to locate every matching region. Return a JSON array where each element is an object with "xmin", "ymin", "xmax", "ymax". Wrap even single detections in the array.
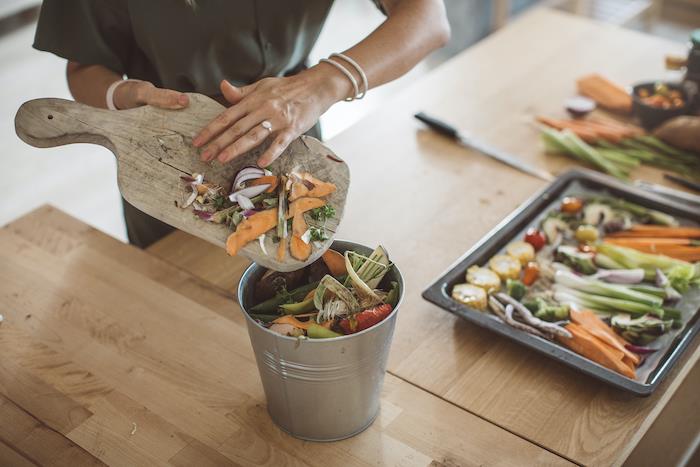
[
  {"xmin": 635, "ymin": 82, "xmax": 686, "ymax": 109},
  {"xmin": 246, "ymin": 245, "xmax": 399, "ymax": 339},
  {"xmin": 451, "ymin": 194, "xmax": 700, "ymax": 379},
  {"xmin": 178, "ymin": 167, "xmax": 337, "ymax": 261}
]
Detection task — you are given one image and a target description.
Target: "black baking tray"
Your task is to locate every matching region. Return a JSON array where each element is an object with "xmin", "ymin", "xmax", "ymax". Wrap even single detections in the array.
[{"xmin": 422, "ymin": 168, "xmax": 700, "ymax": 396}]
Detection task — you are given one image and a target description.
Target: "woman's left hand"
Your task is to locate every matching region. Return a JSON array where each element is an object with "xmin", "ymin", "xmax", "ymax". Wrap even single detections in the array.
[{"xmin": 193, "ymin": 67, "xmax": 348, "ymax": 167}]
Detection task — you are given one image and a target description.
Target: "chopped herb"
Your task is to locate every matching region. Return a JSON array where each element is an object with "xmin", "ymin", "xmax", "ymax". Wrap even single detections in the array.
[
  {"xmin": 213, "ymin": 196, "xmax": 226, "ymax": 209},
  {"xmin": 310, "ymin": 205, "xmax": 336, "ymax": 221},
  {"xmin": 309, "ymin": 226, "xmax": 329, "ymax": 242}
]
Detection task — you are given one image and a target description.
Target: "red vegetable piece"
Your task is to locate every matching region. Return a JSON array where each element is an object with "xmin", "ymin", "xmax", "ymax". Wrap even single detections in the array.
[
  {"xmin": 524, "ymin": 228, "xmax": 546, "ymax": 251},
  {"xmin": 339, "ymin": 304, "xmax": 393, "ymax": 334},
  {"xmin": 522, "ymin": 262, "xmax": 540, "ymax": 286}
]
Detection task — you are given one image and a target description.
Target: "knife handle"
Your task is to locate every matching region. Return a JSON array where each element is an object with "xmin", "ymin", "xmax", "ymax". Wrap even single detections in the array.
[{"xmin": 414, "ymin": 112, "xmax": 458, "ymax": 139}]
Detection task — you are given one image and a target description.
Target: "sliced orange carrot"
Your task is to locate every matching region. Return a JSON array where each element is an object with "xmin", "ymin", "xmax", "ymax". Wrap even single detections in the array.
[
  {"xmin": 225, "ymin": 197, "xmax": 325, "ymax": 256},
  {"xmin": 558, "ymin": 323, "xmax": 636, "ymax": 379},
  {"xmin": 322, "ymin": 249, "xmax": 347, "ymax": 276},
  {"xmin": 569, "ymin": 309, "xmax": 640, "ymax": 367},
  {"xmin": 248, "ymin": 175, "xmax": 279, "ymax": 193},
  {"xmin": 607, "ymin": 225, "xmax": 700, "ymax": 238}
]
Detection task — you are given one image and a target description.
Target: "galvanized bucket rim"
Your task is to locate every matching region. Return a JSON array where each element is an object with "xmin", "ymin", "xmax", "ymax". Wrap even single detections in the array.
[{"xmin": 237, "ymin": 239, "xmax": 404, "ymax": 344}]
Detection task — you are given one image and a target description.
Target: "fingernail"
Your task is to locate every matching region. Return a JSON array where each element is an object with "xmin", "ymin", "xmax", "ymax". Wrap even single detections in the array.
[
  {"xmin": 192, "ymin": 136, "xmax": 202, "ymax": 147},
  {"xmin": 200, "ymin": 149, "xmax": 211, "ymax": 160},
  {"xmin": 179, "ymin": 94, "xmax": 188, "ymax": 105}
]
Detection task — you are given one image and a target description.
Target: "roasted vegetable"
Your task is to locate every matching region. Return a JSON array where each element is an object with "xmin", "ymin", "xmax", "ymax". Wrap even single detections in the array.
[
  {"xmin": 466, "ymin": 266, "xmax": 501, "ymax": 293},
  {"xmin": 489, "ymin": 255, "xmax": 522, "ymax": 281},
  {"xmin": 307, "ymin": 323, "xmax": 342, "ymax": 339},
  {"xmin": 452, "ymin": 284, "xmax": 488, "ymax": 310},
  {"xmin": 506, "ymin": 279, "xmax": 527, "ymax": 301},
  {"xmin": 556, "ymin": 245, "xmax": 597, "ymax": 275},
  {"xmin": 611, "ymin": 314, "xmax": 674, "ymax": 345},
  {"xmin": 542, "ymin": 217, "xmax": 571, "ymax": 244},
  {"xmin": 521, "ymin": 261, "xmax": 540, "ymax": 286},
  {"xmin": 561, "ymin": 197, "xmax": 583, "ymax": 214},
  {"xmin": 524, "ymin": 228, "xmax": 546, "ymax": 251},
  {"xmin": 557, "ymin": 323, "xmax": 636, "ymax": 379},
  {"xmin": 583, "ymin": 203, "xmax": 615, "ymax": 226},
  {"xmin": 524, "ymin": 297, "xmax": 569, "ymax": 322},
  {"xmin": 575, "ymin": 224, "xmax": 599, "ymax": 243},
  {"xmin": 506, "ymin": 241, "xmax": 536, "ymax": 265}
]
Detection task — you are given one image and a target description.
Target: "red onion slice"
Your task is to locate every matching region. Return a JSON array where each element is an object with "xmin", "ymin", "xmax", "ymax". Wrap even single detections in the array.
[
  {"xmin": 233, "ymin": 194, "xmax": 255, "ymax": 210},
  {"xmin": 625, "ymin": 344, "xmax": 658, "ymax": 355},
  {"xmin": 228, "ymin": 184, "xmax": 270, "ymax": 202},
  {"xmin": 193, "ymin": 210, "xmax": 213, "ymax": 221},
  {"xmin": 232, "ymin": 167, "xmax": 265, "ymax": 191}
]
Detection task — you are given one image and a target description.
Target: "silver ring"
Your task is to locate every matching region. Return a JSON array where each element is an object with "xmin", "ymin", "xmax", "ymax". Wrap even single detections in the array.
[{"xmin": 261, "ymin": 120, "xmax": 272, "ymax": 132}]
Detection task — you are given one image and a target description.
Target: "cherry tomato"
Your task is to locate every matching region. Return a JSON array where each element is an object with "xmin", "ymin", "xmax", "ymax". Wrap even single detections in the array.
[
  {"xmin": 522, "ymin": 262, "xmax": 540, "ymax": 286},
  {"xmin": 561, "ymin": 197, "xmax": 583, "ymax": 214},
  {"xmin": 524, "ymin": 228, "xmax": 546, "ymax": 251}
]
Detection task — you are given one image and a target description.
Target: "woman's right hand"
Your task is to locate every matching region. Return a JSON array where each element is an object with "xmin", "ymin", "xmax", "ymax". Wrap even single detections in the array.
[{"xmin": 112, "ymin": 79, "xmax": 189, "ymax": 110}]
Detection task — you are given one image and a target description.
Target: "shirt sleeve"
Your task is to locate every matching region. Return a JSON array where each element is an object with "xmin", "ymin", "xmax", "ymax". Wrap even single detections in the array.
[{"xmin": 33, "ymin": 0, "xmax": 134, "ymax": 75}]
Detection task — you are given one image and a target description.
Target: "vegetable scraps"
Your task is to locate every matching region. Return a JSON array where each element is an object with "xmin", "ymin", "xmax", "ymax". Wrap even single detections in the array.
[
  {"xmin": 179, "ymin": 167, "xmax": 337, "ymax": 262},
  {"xmin": 247, "ymin": 245, "xmax": 398, "ymax": 339},
  {"xmin": 449, "ymin": 192, "xmax": 700, "ymax": 379}
]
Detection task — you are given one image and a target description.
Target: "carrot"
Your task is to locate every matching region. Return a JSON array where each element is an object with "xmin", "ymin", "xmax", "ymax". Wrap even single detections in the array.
[
  {"xmin": 290, "ymin": 211, "xmax": 311, "ymax": 261},
  {"xmin": 588, "ymin": 116, "xmax": 645, "ymax": 137},
  {"xmin": 248, "ymin": 175, "xmax": 279, "ymax": 193},
  {"xmin": 537, "ymin": 116, "xmax": 600, "ymax": 142},
  {"xmin": 604, "ymin": 237, "xmax": 692, "ymax": 246},
  {"xmin": 558, "ymin": 323, "xmax": 636, "ymax": 379},
  {"xmin": 605, "ymin": 244, "xmax": 700, "ymax": 261},
  {"xmin": 607, "ymin": 225, "xmax": 700, "ymax": 238},
  {"xmin": 569, "ymin": 309, "xmax": 640, "ymax": 367},
  {"xmin": 288, "ymin": 173, "xmax": 337, "ymax": 201},
  {"xmin": 322, "ymin": 249, "xmax": 347, "ymax": 276},
  {"xmin": 225, "ymin": 197, "xmax": 325, "ymax": 256},
  {"xmin": 273, "ymin": 315, "xmax": 313, "ymax": 330}
]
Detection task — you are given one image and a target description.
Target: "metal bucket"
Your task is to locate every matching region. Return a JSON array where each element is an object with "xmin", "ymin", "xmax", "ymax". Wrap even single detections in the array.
[{"xmin": 237, "ymin": 240, "xmax": 404, "ymax": 441}]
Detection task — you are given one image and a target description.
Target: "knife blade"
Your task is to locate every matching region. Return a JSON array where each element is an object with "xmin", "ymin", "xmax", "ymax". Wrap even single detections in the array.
[{"xmin": 415, "ymin": 112, "xmax": 555, "ymax": 182}]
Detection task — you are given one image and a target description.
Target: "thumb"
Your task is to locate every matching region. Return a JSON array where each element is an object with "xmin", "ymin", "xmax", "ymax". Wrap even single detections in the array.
[{"xmin": 220, "ymin": 80, "xmax": 247, "ymax": 105}]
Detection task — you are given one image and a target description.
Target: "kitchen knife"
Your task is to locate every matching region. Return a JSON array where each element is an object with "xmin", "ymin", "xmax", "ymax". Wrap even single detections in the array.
[{"xmin": 415, "ymin": 112, "xmax": 555, "ymax": 182}]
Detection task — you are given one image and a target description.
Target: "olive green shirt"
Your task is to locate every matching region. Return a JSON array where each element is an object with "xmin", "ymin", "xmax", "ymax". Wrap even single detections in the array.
[{"xmin": 34, "ymin": 0, "xmax": 383, "ymax": 97}]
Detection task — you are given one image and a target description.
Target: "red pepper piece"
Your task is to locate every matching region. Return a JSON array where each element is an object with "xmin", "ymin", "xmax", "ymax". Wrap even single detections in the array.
[
  {"xmin": 339, "ymin": 304, "xmax": 393, "ymax": 334},
  {"xmin": 521, "ymin": 261, "xmax": 540, "ymax": 286}
]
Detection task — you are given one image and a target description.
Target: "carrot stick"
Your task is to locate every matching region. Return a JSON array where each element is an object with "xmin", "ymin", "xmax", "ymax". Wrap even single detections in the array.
[
  {"xmin": 606, "ymin": 225, "xmax": 700, "ymax": 238},
  {"xmin": 605, "ymin": 237, "xmax": 692, "ymax": 246},
  {"xmin": 536, "ymin": 116, "xmax": 600, "ymax": 143}
]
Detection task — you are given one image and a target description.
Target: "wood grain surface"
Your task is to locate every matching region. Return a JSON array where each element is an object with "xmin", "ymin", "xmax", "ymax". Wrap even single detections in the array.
[
  {"xmin": 14, "ymin": 94, "xmax": 350, "ymax": 272},
  {"xmin": 321, "ymin": 8, "xmax": 698, "ymax": 467},
  {"xmin": 0, "ymin": 206, "xmax": 572, "ymax": 467}
]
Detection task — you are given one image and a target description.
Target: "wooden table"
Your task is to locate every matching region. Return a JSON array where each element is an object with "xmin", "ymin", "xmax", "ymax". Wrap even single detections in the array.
[{"xmin": 2, "ymin": 7, "xmax": 699, "ymax": 467}]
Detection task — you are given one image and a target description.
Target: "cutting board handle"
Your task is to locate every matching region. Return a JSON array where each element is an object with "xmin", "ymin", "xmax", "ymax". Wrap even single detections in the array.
[{"xmin": 15, "ymin": 98, "xmax": 118, "ymax": 152}]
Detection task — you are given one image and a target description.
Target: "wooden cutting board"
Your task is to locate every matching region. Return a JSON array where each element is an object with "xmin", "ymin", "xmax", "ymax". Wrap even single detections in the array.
[{"xmin": 14, "ymin": 94, "xmax": 349, "ymax": 271}]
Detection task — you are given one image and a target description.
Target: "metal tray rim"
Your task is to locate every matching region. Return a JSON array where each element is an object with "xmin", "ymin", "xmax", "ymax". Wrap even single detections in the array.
[{"xmin": 422, "ymin": 168, "xmax": 700, "ymax": 396}]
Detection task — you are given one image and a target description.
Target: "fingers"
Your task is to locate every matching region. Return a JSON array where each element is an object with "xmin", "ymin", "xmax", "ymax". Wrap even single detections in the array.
[
  {"xmin": 220, "ymin": 80, "xmax": 245, "ymax": 105},
  {"xmin": 193, "ymin": 103, "xmax": 248, "ymax": 148},
  {"xmin": 217, "ymin": 125, "xmax": 272, "ymax": 164},
  {"xmin": 142, "ymin": 86, "xmax": 189, "ymax": 109},
  {"xmin": 258, "ymin": 131, "xmax": 295, "ymax": 167},
  {"xmin": 199, "ymin": 111, "xmax": 265, "ymax": 161}
]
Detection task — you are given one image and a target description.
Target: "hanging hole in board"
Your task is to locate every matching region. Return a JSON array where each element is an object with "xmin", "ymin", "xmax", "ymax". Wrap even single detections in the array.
[{"xmin": 47, "ymin": 114, "xmax": 53, "ymax": 120}]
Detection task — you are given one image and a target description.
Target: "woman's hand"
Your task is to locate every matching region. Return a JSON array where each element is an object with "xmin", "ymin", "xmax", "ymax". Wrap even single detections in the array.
[
  {"xmin": 112, "ymin": 79, "xmax": 189, "ymax": 110},
  {"xmin": 193, "ymin": 66, "xmax": 349, "ymax": 167}
]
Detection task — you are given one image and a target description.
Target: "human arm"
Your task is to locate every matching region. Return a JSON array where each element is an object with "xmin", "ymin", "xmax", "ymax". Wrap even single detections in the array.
[
  {"xmin": 193, "ymin": 0, "xmax": 450, "ymax": 167},
  {"xmin": 66, "ymin": 61, "xmax": 189, "ymax": 110}
]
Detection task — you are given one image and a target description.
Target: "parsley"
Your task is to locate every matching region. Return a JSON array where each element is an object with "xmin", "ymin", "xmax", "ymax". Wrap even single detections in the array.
[
  {"xmin": 213, "ymin": 196, "xmax": 226, "ymax": 209},
  {"xmin": 310, "ymin": 205, "xmax": 336, "ymax": 221},
  {"xmin": 309, "ymin": 226, "xmax": 329, "ymax": 242}
]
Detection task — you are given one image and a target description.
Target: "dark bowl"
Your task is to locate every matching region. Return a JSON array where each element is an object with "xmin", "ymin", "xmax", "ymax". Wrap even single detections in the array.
[{"xmin": 631, "ymin": 81, "xmax": 691, "ymax": 130}]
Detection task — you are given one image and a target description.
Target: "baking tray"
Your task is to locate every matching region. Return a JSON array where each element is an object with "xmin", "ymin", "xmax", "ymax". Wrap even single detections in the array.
[{"xmin": 422, "ymin": 168, "xmax": 700, "ymax": 396}]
